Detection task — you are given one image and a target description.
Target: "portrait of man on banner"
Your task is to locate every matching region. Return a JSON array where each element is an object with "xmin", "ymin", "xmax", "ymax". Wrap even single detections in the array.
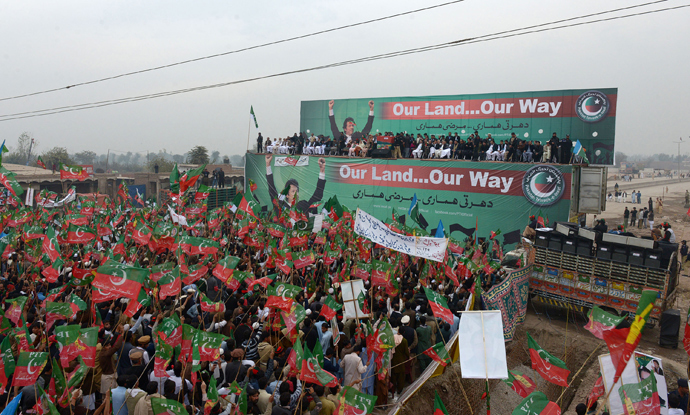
[{"xmin": 265, "ymin": 154, "xmax": 326, "ymax": 213}]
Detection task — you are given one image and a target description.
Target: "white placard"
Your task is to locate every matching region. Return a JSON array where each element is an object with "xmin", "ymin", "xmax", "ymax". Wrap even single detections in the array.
[
  {"xmin": 354, "ymin": 208, "xmax": 447, "ymax": 262},
  {"xmin": 598, "ymin": 353, "xmax": 639, "ymax": 415},
  {"xmin": 274, "ymin": 156, "xmax": 309, "ymax": 167},
  {"xmin": 339, "ymin": 279, "xmax": 368, "ymax": 319},
  {"xmin": 458, "ymin": 310, "xmax": 508, "ymax": 379}
]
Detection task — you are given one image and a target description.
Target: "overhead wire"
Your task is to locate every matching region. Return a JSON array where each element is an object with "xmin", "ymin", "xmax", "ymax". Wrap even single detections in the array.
[
  {"xmin": 0, "ymin": 1, "xmax": 687, "ymax": 122},
  {"xmin": 0, "ymin": 0, "xmax": 467, "ymax": 102}
]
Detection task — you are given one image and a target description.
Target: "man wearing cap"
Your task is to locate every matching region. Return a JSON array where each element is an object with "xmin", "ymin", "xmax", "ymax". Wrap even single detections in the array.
[
  {"xmin": 130, "ymin": 335, "xmax": 151, "ymax": 365},
  {"xmin": 669, "ymin": 378, "xmax": 689, "ymax": 413},
  {"xmin": 328, "ymin": 99, "xmax": 375, "ymax": 146}
]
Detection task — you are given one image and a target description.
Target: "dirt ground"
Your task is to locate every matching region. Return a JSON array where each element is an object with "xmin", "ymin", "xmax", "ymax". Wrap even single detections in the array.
[{"xmin": 391, "ymin": 175, "xmax": 690, "ymax": 415}]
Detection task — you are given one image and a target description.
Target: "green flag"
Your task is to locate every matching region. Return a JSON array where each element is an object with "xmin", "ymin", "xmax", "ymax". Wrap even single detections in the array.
[{"xmin": 250, "ymin": 106, "xmax": 259, "ymax": 128}]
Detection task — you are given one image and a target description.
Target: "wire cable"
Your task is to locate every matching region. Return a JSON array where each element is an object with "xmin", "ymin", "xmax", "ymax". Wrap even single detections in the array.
[
  {"xmin": 0, "ymin": 0, "xmax": 467, "ymax": 102},
  {"xmin": 0, "ymin": 1, "xmax": 687, "ymax": 122}
]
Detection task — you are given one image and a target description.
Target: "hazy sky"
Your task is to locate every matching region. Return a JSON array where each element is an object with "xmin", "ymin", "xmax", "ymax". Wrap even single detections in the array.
[{"xmin": 1, "ymin": 0, "xmax": 689, "ymax": 158}]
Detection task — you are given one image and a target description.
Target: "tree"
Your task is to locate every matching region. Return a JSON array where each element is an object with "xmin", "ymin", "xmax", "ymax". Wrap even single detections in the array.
[
  {"xmin": 230, "ymin": 154, "xmax": 245, "ymax": 167},
  {"xmin": 615, "ymin": 152, "xmax": 628, "ymax": 166},
  {"xmin": 41, "ymin": 147, "xmax": 72, "ymax": 169},
  {"xmin": 210, "ymin": 150, "xmax": 220, "ymax": 164},
  {"xmin": 187, "ymin": 146, "xmax": 209, "ymax": 164},
  {"xmin": 146, "ymin": 156, "xmax": 175, "ymax": 173},
  {"xmin": 172, "ymin": 154, "xmax": 185, "ymax": 163},
  {"xmin": 73, "ymin": 150, "xmax": 97, "ymax": 165},
  {"xmin": 4, "ymin": 132, "xmax": 38, "ymax": 165}
]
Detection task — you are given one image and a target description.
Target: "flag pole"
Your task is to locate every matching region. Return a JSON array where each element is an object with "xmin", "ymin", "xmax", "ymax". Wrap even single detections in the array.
[{"xmin": 247, "ymin": 112, "xmax": 251, "ymax": 153}]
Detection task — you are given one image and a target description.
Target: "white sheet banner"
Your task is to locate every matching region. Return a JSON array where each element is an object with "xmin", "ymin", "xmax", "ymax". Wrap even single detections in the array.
[
  {"xmin": 274, "ymin": 156, "xmax": 309, "ymax": 167},
  {"xmin": 458, "ymin": 310, "xmax": 508, "ymax": 379},
  {"xmin": 354, "ymin": 208, "xmax": 447, "ymax": 262}
]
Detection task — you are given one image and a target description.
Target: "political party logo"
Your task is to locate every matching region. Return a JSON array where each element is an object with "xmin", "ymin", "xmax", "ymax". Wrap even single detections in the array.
[
  {"xmin": 575, "ymin": 90, "xmax": 610, "ymax": 123},
  {"xmin": 522, "ymin": 165, "xmax": 565, "ymax": 206}
]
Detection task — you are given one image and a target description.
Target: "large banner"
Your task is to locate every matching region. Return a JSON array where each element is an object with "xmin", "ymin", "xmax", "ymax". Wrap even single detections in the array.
[
  {"xmin": 300, "ymin": 88, "xmax": 617, "ymax": 165},
  {"xmin": 245, "ymin": 153, "xmax": 573, "ymax": 246}
]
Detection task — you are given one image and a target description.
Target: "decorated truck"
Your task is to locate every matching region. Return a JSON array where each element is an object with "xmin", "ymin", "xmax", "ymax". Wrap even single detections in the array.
[{"xmin": 528, "ymin": 223, "xmax": 679, "ymax": 325}]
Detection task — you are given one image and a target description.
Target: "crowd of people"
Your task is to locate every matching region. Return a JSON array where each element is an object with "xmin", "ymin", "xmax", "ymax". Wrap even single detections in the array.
[
  {"xmin": 256, "ymin": 131, "xmax": 580, "ymax": 164},
  {"xmin": 0, "ymin": 176, "xmax": 517, "ymax": 415}
]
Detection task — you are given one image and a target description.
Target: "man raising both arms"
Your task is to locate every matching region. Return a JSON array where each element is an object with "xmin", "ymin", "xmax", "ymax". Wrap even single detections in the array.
[{"xmin": 329, "ymin": 99, "xmax": 375, "ymax": 146}]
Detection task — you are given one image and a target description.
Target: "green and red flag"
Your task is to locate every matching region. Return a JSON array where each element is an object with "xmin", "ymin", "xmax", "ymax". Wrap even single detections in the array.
[
  {"xmin": 131, "ymin": 219, "xmax": 153, "ymax": 245},
  {"xmin": 300, "ymin": 345, "xmax": 338, "ymax": 387},
  {"xmin": 22, "ymin": 224, "xmax": 44, "ymax": 241},
  {"xmin": 587, "ymin": 375, "xmax": 605, "ymax": 410},
  {"xmin": 195, "ymin": 184, "xmax": 212, "ymax": 202},
  {"xmin": 320, "ymin": 295, "xmax": 342, "ymax": 321},
  {"xmin": 41, "ymin": 257, "xmax": 64, "ymax": 283},
  {"xmin": 37, "ymin": 156, "xmax": 46, "ymax": 169},
  {"xmin": 77, "ymin": 327, "xmax": 99, "ymax": 367},
  {"xmin": 154, "ymin": 343, "xmax": 174, "ymax": 377},
  {"xmin": 180, "ymin": 235, "xmax": 220, "ymax": 256},
  {"xmin": 150, "ymin": 261, "xmax": 174, "ymax": 283},
  {"xmin": 357, "ymin": 291, "xmax": 369, "ymax": 315},
  {"xmin": 204, "ymin": 377, "xmax": 219, "ymax": 415},
  {"xmin": 157, "ymin": 314, "xmax": 182, "ymax": 348},
  {"xmin": 80, "ymin": 199, "xmax": 96, "ymax": 216},
  {"xmin": 178, "ymin": 165, "xmax": 205, "ymax": 194},
  {"xmin": 292, "ymin": 249, "xmax": 315, "ymax": 270},
  {"xmin": 433, "ymin": 391, "xmax": 449, "ymax": 415},
  {"xmin": 200, "ymin": 293, "xmax": 226, "ymax": 313},
  {"xmin": 192, "ymin": 330, "xmax": 224, "ymax": 362},
  {"xmin": 266, "ymin": 282, "xmax": 302, "ymax": 311},
  {"xmin": 585, "ymin": 306, "xmax": 624, "ymax": 340},
  {"xmin": 618, "ymin": 373, "xmax": 659, "ymax": 415},
  {"xmin": 66, "ymin": 356, "xmax": 89, "ymax": 388},
  {"xmin": 37, "ymin": 384, "xmax": 62, "ymax": 415},
  {"xmin": 92, "ymin": 259, "xmax": 149, "ymax": 300},
  {"xmin": 66, "ymin": 224, "xmax": 96, "ymax": 244},
  {"xmin": 42, "ymin": 226, "xmax": 61, "ymax": 263},
  {"xmin": 371, "ymin": 260, "xmax": 392, "ymax": 287},
  {"xmin": 335, "ymin": 386, "xmax": 377, "ymax": 415},
  {"xmin": 151, "ymin": 397, "xmax": 188, "ymax": 415},
  {"xmin": 169, "ymin": 163, "xmax": 180, "ymax": 194},
  {"xmin": 124, "ymin": 288, "xmax": 151, "ymax": 318},
  {"xmin": 512, "ymin": 391, "xmax": 561, "ymax": 415},
  {"xmin": 423, "ymin": 342, "xmax": 451, "ymax": 367},
  {"xmin": 13, "ymin": 351, "xmax": 48, "ymax": 387},
  {"xmin": 59, "ymin": 163, "xmax": 89, "ymax": 181},
  {"xmin": 226, "ymin": 270, "xmax": 251, "ymax": 291},
  {"xmin": 212, "ymin": 255, "xmax": 240, "ymax": 284},
  {"xmin": 0, "ymin": 167, "xmax": 24, "ymax": 198},
  {"xmin": 45, "ymin": 301, "xmax": 74, "ymax": 330},
  {"xmin": 354, "ymin": 262, "xmax": 371, "ymax": 281},
  {"xmin": 0, "ymin": 336, "xmax": 14, "ymax": 394},
  {"xmin": 55, "ymin": 324, "xmax": 81, "ymax": 366},
  {"xmin": 612, "ymin": 289, "xmax": 658, "ymax": 384},
  {"xmin": 527, "ymin": 332, "xmax": 570, "ymax": 387},
  {"xmin": 158, "ymin": 267, "xmax": 182, "ymax": 299},
  {"xmin": 5, "ymin": 296, "xmax": 28, "ymax": 325},
  {"xmin": 503, "ymin": 370, "xmax": 537, "ymax": 398},
  {"xmin": 424, "ymin": 287, "xmax": 454, "ymax": 325},
  {"xmin": 372, "ymin": 318, "xmax": 396, "ymax": 351}
]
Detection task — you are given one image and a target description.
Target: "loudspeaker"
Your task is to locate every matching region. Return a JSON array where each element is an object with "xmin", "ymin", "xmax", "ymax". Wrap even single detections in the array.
[
  {"xmin": 645, "ymin": 249, "xmax": 662, "ymax": 269},
  {"xmin": 612, "ymin": 245, "xmax": 628, "ymax": 263},
  {"xmin": 629, "ymin": 249, "xmax": 644, "ymax": 266},
  {"xmin": 371, "ymin": 148, "xmax": 392, "ymax": 158},
  {"xmin": 597, "ymin": 244, "xmax": 612, "ymax": 260},
  {"xmin": 536, "ymin": 233, "xmax": 549, "ymax": 248},
  {"xmin": 659, "ymin": 309, "xmax": 680, "ymax": 348},
  {"xmin": 657, "ymin": 242, "xmax": 679, "ymax": 268},
  {"xmin": 562, "ymin": 238, "xmax": 577, "ymax": 254},
  {"xmin": 548, "ymin": 234, "xmax": 562, "ymax": 251},
  {"xmin": 577, "ymin": 243, "xmax": 593, "ymax": 257}
]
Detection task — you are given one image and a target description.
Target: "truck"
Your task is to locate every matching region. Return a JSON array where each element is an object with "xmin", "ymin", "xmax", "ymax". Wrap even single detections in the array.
[{"xmin": 528, "ymin": 222, "xmax": 679, "ymax": 325}]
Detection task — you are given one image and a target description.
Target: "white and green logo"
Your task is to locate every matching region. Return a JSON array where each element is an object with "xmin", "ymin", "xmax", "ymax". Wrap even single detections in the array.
[
  {"xmin": 575, "ymin": 90, "xmax": 610, "ymax": 123},
  {"xmin": 522, "ymin": 165, "xmax": 565, "ymax": 206}
]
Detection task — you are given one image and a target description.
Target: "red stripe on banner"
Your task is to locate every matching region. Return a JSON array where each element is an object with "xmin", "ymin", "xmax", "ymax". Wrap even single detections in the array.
[
  {"xmin": 331, "ymin": 164, "xmax": 571, "ymax": 198},
  {"xmin": 381, "ymin": 95, "xmax": 617, "ymax": 120}
]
